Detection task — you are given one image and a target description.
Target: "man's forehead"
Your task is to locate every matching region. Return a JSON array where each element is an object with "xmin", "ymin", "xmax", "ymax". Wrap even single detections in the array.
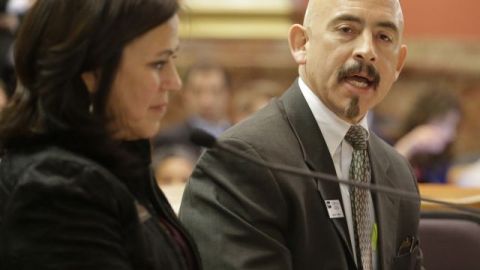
[
  {"xmin": 304, "ymin": 0, "xmax": 403, "ymax": 26},
  {"xmin": 308, "ymin": 0, "xmax": 401, "ymax": 7}
]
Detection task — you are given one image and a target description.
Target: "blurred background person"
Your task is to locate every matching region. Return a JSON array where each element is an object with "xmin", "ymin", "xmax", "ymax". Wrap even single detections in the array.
[
  {"xmin": 230, "ymin": 79, "xmax": 282, "ymax": 124},
  {"xmin": 153, "ymin": 145, "xmax": 196, "ymax": 214},
  {"xmin": 0, "ymin": 0, "xmax": 35, "ymax": 93},
  {"xmin": 0, "ymin": 0, "xmax": 201, "ymax": 269},
  {"xmin": 0, "ymin": 0, "xmax": 18, "ymax": 94},
  {"xmin": 394, "ymin": 87, "xmax": 461, "ymax": 184},
  {"xmin": 153, "ymin": 145, "xmax": 196, "ymax": 187},
  {"xmin": 153, "ymin": 61, "xmax": 231, "ymax": 158}
]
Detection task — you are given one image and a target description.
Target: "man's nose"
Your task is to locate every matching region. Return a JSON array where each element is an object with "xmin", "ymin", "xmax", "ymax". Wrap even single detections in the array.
[{"xmin": 353, "ymin": 32, "xmax": 377, "ymax": 63}]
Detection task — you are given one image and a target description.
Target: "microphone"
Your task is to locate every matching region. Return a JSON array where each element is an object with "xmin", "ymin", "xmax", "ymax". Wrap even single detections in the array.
[{"xmin": 191, "ymin": 128, "xmax": 480, "ymax": 218}]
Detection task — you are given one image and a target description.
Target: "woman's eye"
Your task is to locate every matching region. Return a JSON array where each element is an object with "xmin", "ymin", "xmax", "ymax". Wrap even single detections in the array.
[{"xmin": 152, "ymin": 61, "xmax": 167, "ymax": 70}]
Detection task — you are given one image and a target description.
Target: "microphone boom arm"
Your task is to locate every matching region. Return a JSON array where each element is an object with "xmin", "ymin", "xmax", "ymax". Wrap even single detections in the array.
[{"xmin": 216, "ymin": 142, "xmax": 480, "ymax": 218}]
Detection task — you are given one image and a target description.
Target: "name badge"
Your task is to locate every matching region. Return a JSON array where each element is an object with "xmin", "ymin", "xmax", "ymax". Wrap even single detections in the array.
[{"xmin": 325, "ymin": 200, "xmax": 345, "ymax": 219}]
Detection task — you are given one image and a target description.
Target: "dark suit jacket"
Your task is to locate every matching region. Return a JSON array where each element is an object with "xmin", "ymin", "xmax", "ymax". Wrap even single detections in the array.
[{"xmin": 180, "ymin": 81, "xmax": 422, "ymax": 270}]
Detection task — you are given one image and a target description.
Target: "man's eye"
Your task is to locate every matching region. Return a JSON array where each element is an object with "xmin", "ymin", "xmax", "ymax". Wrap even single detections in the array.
[
  {"xmin": 339, "ymin": 26, "xmax": 353, "ymax": 34},
  {"xmin": 379, "ymin": 33, "xmax": 393, "ymax": 42}
]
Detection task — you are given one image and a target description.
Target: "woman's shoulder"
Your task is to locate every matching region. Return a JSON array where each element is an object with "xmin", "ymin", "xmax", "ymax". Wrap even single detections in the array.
[
  {"xmin": 1, "ymin": 145, "xmax": 134, "ymax": 207},
  {"xmin": 0, "ymin": 146, "xmax": 145, "ymax": 269}
]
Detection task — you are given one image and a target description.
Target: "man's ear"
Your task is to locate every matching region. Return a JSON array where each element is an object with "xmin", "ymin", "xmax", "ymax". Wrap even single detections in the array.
[
  {"xmin": 81, "ymin": 71, "xmax": 98, "ymax": 94},
  {"xmin": 394, "ymin": 44, "xmax": 408, "ymax": 81},
  {"xmin": 288, "ymin": 24, "xmax": 308, "ymax": 65}
]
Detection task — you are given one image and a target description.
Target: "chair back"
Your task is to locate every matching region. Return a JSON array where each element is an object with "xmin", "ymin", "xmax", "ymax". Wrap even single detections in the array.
[{"xmin": 419, "ymin": 211, "xmax": 480, "ymax": 270}]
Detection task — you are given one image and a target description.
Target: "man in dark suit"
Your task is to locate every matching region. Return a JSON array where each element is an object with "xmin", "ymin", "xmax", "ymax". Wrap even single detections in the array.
[{"xmin": 180, "ymin": 0, "xmax": 422, "ymax": 269}]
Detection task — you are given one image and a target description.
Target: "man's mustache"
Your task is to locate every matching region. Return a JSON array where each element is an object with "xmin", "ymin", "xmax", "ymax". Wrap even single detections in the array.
[{"xmin": 337, "ymin": 60, "xmax": 380, "ymax": 89}]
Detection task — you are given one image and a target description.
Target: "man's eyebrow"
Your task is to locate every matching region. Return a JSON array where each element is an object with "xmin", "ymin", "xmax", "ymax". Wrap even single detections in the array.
[
  {"xmin": 377, "ymin": 21, "xmax": 399, "ymax": 34},
  {"xmin": 328, "ymin": 14, "xmax": 399, "ymax": 34},
  {"xmin": 328, "ymin": 14, "xmax": 364, "ymax": 26}
]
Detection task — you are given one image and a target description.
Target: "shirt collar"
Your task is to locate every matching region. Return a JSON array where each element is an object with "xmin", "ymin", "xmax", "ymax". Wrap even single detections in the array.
[{"xmin": 298, "ymin": 77, "xmax": 370, "ymax": 156}]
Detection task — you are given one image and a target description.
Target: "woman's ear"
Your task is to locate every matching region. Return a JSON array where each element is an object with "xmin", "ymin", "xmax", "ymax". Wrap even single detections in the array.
[
  {"xmin": 81, "ymin": 71, "xmax": 98, "ymax": 94},
  {"xmin": 288, "ymin": 24, "xmax": 308, "ymax": 65}
]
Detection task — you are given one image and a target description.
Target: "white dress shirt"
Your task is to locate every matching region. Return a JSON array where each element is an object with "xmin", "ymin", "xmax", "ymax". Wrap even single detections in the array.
[{"xmin": 298, "ymin": 78, "xmax": 377, "ymax": 269}]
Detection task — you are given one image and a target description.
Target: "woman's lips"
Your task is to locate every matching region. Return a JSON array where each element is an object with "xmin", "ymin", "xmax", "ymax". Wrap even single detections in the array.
[{"xmin": 150, "ymin": 103, "xmax": 168, "ymax": 112}]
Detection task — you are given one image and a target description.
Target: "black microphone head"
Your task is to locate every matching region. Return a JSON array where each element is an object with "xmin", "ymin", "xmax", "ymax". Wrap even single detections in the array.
[{"xmin": 190, "ymin": 128, "xmax": 217, "ymax": 148}]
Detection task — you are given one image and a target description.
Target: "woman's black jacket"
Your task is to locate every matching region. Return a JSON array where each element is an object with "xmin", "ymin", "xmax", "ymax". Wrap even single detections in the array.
[{"xmin": 0, "ymin": 141, "xmax": 201, "ymax": 270}]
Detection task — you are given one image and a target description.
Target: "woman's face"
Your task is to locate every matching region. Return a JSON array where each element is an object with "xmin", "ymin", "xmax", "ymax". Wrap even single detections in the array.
[{"xmin": 106, "ymin": 15, "xmax": 181, "ymax": 140}]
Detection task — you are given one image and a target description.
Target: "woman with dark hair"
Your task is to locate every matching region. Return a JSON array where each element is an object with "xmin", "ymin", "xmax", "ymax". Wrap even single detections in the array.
[
  {"xmin": 0, "ymin": 1, "xmax": 201, "ymax": 269},
  {"xmin": 394, "ymin": 87, "xmax": 461, "ymax": 183}
]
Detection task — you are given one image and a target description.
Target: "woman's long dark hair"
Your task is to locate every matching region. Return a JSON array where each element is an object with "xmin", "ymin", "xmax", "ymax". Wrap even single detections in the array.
[{"xmin": 0, "ymin": 0, "xmax": 179, "ymax": 188}]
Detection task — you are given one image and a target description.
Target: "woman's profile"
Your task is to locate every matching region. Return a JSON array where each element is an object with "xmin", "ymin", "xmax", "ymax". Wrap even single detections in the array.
[{"xmin": 0, "ymin": 1, "xmax": 200, "ymax": 269}]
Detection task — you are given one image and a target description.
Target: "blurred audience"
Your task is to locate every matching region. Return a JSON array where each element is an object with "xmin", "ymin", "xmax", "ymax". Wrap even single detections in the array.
[
  {"xmin": 455, "ymin": 159, "xmax": 480, "ymax": 187},
  {"xmin": 394, "ymin": 87, "xmax": 461, "ymax": 183},
  {"xmin": 0, "ymin": 0, "xmax": 18, "ymax": 93},
  {"xmin": 231, "ymin": 79, "xmax": 282, "ymax": 124},
  {"xmin": 153, "ymin": 61, "xmax": 231, "ymax": 157},
  {"xmin": 0, "ymin": 0, "xmax": 35, "ymax": 93},
  {"xmin": 154, "ymin": 77, "xmax": 283, "ymax": 212},
  {"xmin": 153, "ymin": 145, "xmax": 196, "ymax": 187},
  {"xmin": 152, "ymin": 145, "xmax": 196, "ymax": 214}
]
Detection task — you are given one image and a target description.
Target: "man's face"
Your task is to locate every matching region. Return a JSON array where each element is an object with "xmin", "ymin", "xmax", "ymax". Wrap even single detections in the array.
[
  {"xmin": 291, "ymin": 0, "xmax": 407, "ymax": 123},
  {"xmin": 184, "ymin": 70, "xmax": 229, "ymax": 123}
]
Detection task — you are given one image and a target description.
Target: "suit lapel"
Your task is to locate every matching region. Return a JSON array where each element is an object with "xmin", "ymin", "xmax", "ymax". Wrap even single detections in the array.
[
  {"xmin": 368, "ymin": 134, "xmax": 399, "ymax": 269},
  {"xmin": 277, "ymin": 81, "xmax": 354, "ymax": 260}
]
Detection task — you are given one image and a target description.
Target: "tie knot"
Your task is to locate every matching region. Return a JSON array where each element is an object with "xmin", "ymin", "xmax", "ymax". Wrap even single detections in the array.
[{"xmin": 345, "ymin": 125, "xmax": 368, "ymax": 150}]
